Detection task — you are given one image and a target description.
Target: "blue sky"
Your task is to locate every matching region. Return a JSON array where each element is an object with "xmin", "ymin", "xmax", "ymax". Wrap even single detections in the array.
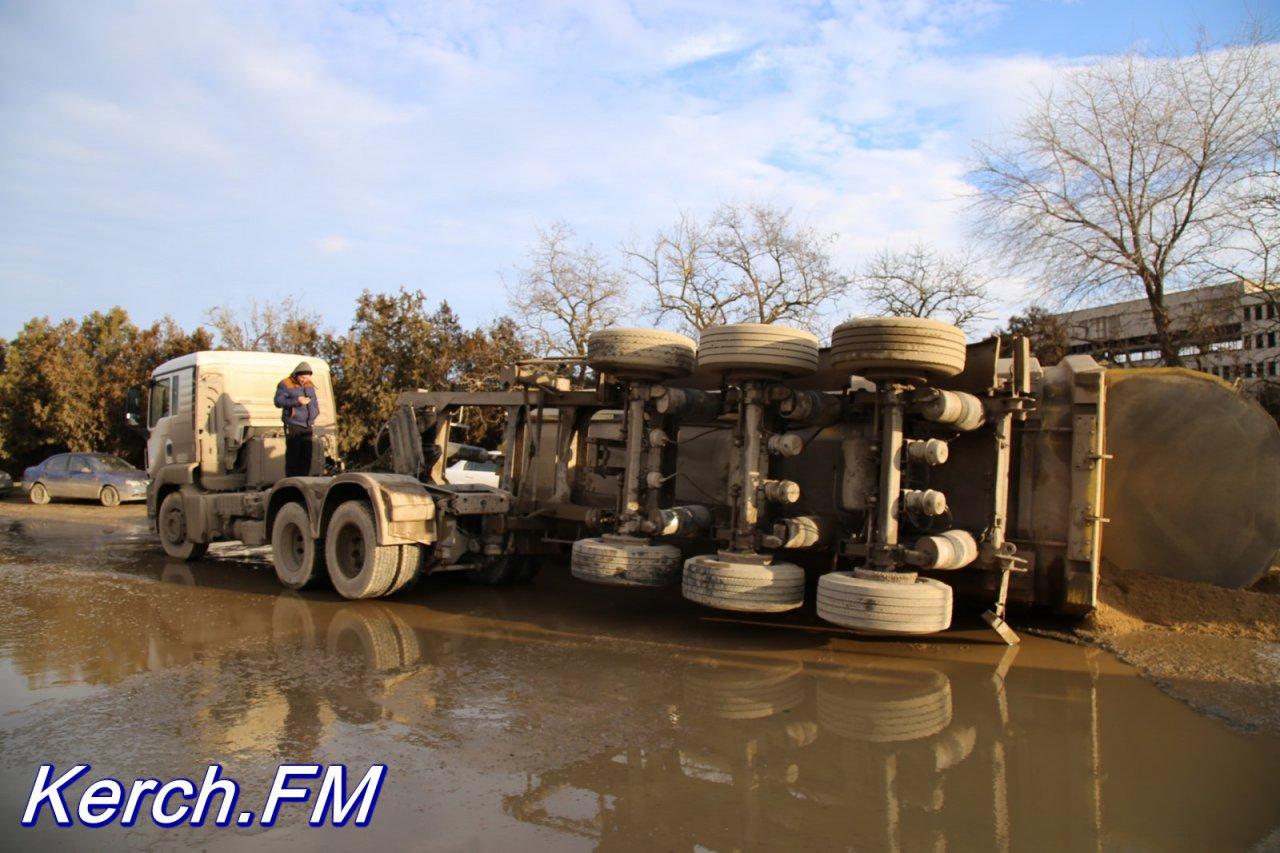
[{"xmin": 0, "ymin": 0, "xmax": 1271, "ymax": 339}]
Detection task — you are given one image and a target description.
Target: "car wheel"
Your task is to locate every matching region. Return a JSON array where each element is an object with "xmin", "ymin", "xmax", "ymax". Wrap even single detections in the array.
[
  {"xmin": 99, "ymin": 485, "xmax": 121, "ymax": 507},
  {"xmin": 29, "ymin": 482, "xmax": 50, "ymax": 505}
]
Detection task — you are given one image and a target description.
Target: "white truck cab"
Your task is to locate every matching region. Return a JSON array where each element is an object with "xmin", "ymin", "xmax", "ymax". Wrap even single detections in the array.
[{"xmin": 143, "ymin": 351, "xmax": 338, "ymax": 489}]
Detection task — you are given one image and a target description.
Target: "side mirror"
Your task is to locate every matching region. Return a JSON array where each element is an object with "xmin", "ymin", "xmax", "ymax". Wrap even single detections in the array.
[{"xmin": 125, "ymin": 385, "xmax": 144, "ymax": 430}]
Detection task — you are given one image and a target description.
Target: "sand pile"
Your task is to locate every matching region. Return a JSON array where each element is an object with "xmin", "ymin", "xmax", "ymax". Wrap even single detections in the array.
[
  {"xmin": 1084, "ymin": 567, "xmax": 1280, "ymax": 642},
  {"xmin": 1074, "ymin": 566, "xmax": 1280, "ymax": 735}
]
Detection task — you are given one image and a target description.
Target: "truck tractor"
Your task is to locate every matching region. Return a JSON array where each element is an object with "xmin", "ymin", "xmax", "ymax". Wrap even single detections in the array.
[{"xmin": 132, "ymin": 318, "xmax": 1280, "ymax": 642}]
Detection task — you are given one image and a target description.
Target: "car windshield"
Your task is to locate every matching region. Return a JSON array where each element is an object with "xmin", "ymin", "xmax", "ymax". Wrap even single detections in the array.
[{"xmin": 93, "ymin": 456, "xmax": 135, "ymax": 472}]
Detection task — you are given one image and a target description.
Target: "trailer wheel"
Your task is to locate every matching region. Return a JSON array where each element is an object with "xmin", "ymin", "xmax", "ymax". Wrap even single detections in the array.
[
  {"xmin": 683, "ymin": 661, "xmax": 805, "ymax": 720},
  {"xmin": 816, "ymin": 666, "xmax": 953, "ymax": 742},
  {"xmin": 158, "ymin": 491, "xmax": 208, "ymax": 561},
  {"xmin": 271, "ymin": 501, "xmax": 325, "ymax": 590},
  {"xmin": 682, "ymin": 554, "xmax": 805, "ymax": 612},
  {"xmin": 324, "ymin": 501, "xmax": 399, "ymax": 599},
  {"xmin": 696, "ymin": 324, "xmax": 820, "ymax": 379},
  {"xmin": 29, "ymin": 482, "xmax": 50, "ymax": 505},
  {"xmin": 465, "ymin": 553, "xmax": 540, "ymax": 586},
  {"xmin": 571, "ymin": 536, "xmax": 682, "ymax": 587},
  {"xmin": 99, "ymin": 485, "xmax": 121, "ymax": 507},
  {"xmin": 829, "ymin": 317, "xmax": 966, "ymax": 379},
  {"xmin": 586, "ymin": 328, "xmax": 697, "ymax": 379},
  {"xmin": 816, "ymin": 569, "xmax": 953, "ymax": 634}
]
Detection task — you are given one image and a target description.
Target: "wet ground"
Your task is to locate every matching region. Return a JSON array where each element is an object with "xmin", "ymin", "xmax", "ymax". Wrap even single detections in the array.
[{"xmin": 1, "ymin": 504, "xmax": 1278, "ymax": 850}]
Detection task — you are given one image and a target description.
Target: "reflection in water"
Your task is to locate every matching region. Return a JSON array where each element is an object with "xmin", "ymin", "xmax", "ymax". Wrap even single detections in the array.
[{"xmin": 1, "ymin": 522, "xmax": 1279, "ymax": 851}]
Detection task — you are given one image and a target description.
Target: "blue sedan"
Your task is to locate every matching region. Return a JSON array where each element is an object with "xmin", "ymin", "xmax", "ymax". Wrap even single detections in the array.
[{"xmin": 23, "ymin": 453, "xmax": 150, "ymax": 507}]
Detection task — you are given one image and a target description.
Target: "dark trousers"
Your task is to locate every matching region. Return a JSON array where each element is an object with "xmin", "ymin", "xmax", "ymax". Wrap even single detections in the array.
[{"xmin": 285, "ymin": 425, "xmax": 314, "ymax": 477}]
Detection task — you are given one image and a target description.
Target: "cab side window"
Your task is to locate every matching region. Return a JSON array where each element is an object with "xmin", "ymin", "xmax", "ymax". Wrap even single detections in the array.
[{"xmin": 149, "ymin": 377, "xmax": 174, "ymax": 428}]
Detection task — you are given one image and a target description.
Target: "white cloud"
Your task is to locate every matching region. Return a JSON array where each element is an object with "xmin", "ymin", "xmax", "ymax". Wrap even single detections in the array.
[
  {"xmin": 316, "ymin": 235, "xmax": 350, "ymax": 254},
  {"xmin": 0, "ymin": 0, "xmax": 1127, "ymax": 337}
]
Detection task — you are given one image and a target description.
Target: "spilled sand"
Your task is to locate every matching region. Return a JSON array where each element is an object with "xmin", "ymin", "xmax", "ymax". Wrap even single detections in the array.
[{"xmin": 1069, "ymin": 566, "xmax": 1280, "ymax": 736}]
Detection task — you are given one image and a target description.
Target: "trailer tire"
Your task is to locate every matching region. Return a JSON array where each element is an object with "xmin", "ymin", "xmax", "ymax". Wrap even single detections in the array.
[
  {"xmin": 571, "ymin": 536, "xmax": 682, "ymax": 587},
  {"xmin": 586, "ymin": 328, "xmax": 697, "ymax": 379},
  {"xmin": 696, "ymin": 324, "xmax": 820, "ymax": 378},
  {"xmin": 158, "ymin": 491, "xmax": 208, "ymax": 561},
  {"xmin": 816, "ymin": 666, "xmax": 953, "ymax": 742},
  {"xmin": 271, "ymin": 501, "xmax": 326, "ymax": 590},
  {"xmin": 830, "ymin": 317, "xmax": 966, "ymax": 379},
  {"xmin": 466, "ymin": 553, "xmax": 540, "ymax": 586},
  {"xmin": 325, "ymin": 501, "xmax": 399, "ymax": 599},
  {"xmin": 816, "ymin": 570, "xmax": 953, "ymax": 634},
  {"xmin": 682, "ymin": 554, "xmax": 805, "ymax": 612},
  {"xmin": 684, "ymin": 662, "xmax": 805, "ymax": 720},
  {"xmin": 29, "ymin": 482, "xmax": 50, "ymax": 505}
]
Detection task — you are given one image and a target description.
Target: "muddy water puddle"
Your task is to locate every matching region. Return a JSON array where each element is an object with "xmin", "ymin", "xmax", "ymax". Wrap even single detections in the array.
[{"xmin": 1, "ymin": 516, "xmax": 1278, "ymax": 850}]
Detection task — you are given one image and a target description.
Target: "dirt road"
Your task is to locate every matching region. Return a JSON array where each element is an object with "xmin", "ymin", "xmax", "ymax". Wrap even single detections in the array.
[{"xmin": 1, "ymin": 500, "xmax": 1277, "ymax": 850}]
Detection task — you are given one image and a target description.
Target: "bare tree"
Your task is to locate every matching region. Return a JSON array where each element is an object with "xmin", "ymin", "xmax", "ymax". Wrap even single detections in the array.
[
  {"xmin": 506, "ymin": 221, "xmax": 629, "ymax": 369},
  {"xmin": 623, "ymin": 203, "xmax": 850, "ymax": 334},
  {"xmin": 971, "ymin": 35, "xmax": 1278, "ymax": 366},
  {"xmin": 622, "ymin": 213, "xmax": 738, "ymax": 333},
  {"xmin": 204, "ymin": 296, "xmax": 327, "ymax": 354},
  {"xmin": 859, "ymin": 242, "xmax": 995, "ymax": 330}
]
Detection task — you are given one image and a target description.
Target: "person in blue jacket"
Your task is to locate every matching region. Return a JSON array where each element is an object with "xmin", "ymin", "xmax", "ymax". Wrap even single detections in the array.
[{"xmin": 274, "ymin": 362, "xmax": 320, "ymax": 477}]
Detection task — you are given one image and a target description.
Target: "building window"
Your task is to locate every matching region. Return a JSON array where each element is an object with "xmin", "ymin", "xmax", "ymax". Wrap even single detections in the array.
[
  {"xmin": 1270, "ymin": 361, "xmax": 1278, "ymax": 377},
  {"xmin": 1244, "ymin": 335, "xmax": 1252, "ymax": 349},
  {"xmin": 1268, "ymin": 303, "xmax": 1277, "ymax": 320},
  {"xmin": 1257, "ymin": 305, "xmax": 1266, "ymax": 321},
  {"xmin": 1269, "ymin": 332, "xmax": 1277, "ymax": 349},
  {"xmin": 1257, "ymin": 334, "xmax": 1266, "ymax": 348}
]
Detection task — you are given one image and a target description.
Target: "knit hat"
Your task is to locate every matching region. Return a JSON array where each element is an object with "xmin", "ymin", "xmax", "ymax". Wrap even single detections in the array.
[{"xmin": 292, "ymin": 361, "xmax": 314, "ymax": 376}]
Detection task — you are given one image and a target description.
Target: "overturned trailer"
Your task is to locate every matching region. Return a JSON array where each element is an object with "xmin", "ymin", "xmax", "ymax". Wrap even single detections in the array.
[
  {"xmin": 142, "ymin": 318, "xmax": 1280, "ymax": 642},
  {"xmin": 389, "ymin": 318, "xmax": 1280, "ymax": 640}
]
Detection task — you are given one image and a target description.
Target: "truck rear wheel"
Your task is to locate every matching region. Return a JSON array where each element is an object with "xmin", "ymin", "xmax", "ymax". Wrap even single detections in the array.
[
  {"xmin": 386, "ymin": 544, "xmax": 426, "ymax": 595},
  {"xmin": 272, "ymin": 501, "xmax": 325, "ymax": 590},
  {"xmin": 158, "ymin": 491, "xmax": 208, "ymax": 561},
  {"xmin": 324, "ymin": 501, "xmax": 399, "ymax": 599}
]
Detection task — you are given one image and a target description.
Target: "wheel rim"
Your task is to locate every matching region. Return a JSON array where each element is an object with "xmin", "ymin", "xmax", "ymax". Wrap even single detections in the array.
[
  {"xmin": 32, "ymin": 484, "xmax": 47, "ymax": 503},
  {"xmin": 334, "ymin": 521, "xmax": 366, "ymax": 579},
  {"xmin": 161, "ymin": 503, "xmax": 185, "ymax": 546},
  {"xmin": 102, "ymin": 487, "xmax": 118, "ymax": 506},
  {"xmin": 278, "ymin": 520, "xmax": 306, "ymax": 574}
]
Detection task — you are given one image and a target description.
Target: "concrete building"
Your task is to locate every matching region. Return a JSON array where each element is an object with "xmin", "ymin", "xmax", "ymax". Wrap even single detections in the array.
[{"xmin": 1053, "ymin": 281, "xmax": 1279, "ymax": 383}]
